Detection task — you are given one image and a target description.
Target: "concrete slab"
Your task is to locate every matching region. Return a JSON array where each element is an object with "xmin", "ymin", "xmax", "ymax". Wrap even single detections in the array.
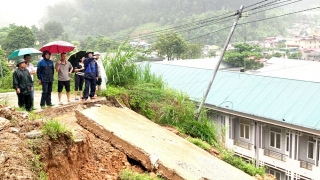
[{"xmin": 76, "ymin": 106, "xmax": 254, "ymax": 180}]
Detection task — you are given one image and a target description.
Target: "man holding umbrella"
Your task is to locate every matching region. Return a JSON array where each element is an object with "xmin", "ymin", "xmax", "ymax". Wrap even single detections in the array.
[
  {"xmin": 82, "ymin": 51, "xmax": 98, "ymax": 101},
  {"xmin": 37, "ymin": 50, "xmax": 55, "ymax": 108},
  {"xmin": 24, "ymin": 54, "xmax": 36, "ymax": 110}
]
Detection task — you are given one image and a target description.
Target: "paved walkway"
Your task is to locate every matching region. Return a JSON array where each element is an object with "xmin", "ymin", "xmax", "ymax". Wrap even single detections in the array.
[
  {"xmin": 76, "ymin": 106, "xmax": 254, "ymax": 180},
  {"xmin": 0, "ymin": 91, "xmax": 86, "ymax": 109}
]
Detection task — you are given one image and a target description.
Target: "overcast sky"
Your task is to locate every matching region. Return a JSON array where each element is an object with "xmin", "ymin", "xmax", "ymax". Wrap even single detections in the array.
[{"xmin": 0, "ymin": 0, "xmax": 68, "ymax": 27}]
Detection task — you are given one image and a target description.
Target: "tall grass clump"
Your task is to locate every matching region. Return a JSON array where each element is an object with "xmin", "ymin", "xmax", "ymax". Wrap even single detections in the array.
[
  {"xmin": 42, "ymin": 120, "xmax": 69, "ymax": 140},
  {"xmin": 104, "ymin": 40, "xmax": 163, "ymax": 87},
  {"xmin": 104, "ymin": 40, "xmax": 139, "ymax": 87},
  {"xmin": 119, "ymin": 169, "xmax": 163, "ymax": 180}
]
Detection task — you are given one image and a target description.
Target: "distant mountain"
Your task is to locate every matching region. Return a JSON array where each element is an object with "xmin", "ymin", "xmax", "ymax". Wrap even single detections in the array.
[{"xmin": 40, "ymin": 0, "xmax": 320, "ymax": 44}]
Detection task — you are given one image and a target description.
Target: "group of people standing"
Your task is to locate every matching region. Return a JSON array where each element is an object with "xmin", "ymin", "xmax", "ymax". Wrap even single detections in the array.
[{"xmin": 13, "ymin": 50, "xmax": 107, "ymax": 111}]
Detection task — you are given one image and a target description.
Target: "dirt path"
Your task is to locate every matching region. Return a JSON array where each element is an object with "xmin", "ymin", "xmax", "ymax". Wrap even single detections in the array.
[{"xmin": 0, "ymin": 91, "xmax": 85, "ymax": 110}]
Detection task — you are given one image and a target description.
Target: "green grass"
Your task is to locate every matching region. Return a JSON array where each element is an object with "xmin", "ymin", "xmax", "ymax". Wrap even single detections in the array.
[
  {"xmin": 30, "ymin": 154, "xmax": 48, "ymax": 180},
  {"xmin": 42, "ymin": 120, "xmax": 69, "ymax": 140},
  {"xmin": 186, "ymin": 137, "xmax": 211, "ymax": 150},
  {"xmin": 119, "ymin": 169, "xmax": 163, "ymax": 180},
  {"xmin": 221, "ymin": 151, "xmax": 265, "ymax": 176},
  {"xmin": 28, "ymin": 111, "xmax": 44, "ymax": 120}
]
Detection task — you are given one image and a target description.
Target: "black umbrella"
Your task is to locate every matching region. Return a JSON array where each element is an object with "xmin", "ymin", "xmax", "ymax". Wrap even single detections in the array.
[{"xmin": 68, "ymin": 51, "xmax": 86, "ymax": 70}]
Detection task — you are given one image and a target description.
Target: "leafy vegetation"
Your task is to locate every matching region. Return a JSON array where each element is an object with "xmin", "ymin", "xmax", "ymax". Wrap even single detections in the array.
[
  {"xmin": 221, "ymin": 151, "xmax": 265, "ymax": 176},
  {"xmin": 186, "ymin": 137, "xmax": 211, "ymax": 150},
  {"xmin": 224, "ymin": 43, "xmax": 264, "ymax": 70},
  {"xmin": 30, "ymin": 154, "xmax": 48, "ymax": 180},
  {"xmin": 42, "ymin": 120, "xmax": 69, "ymax": 140},
  {"xmin": 119, "ymin": 169, "xmax": 163, "ymax": 180},
  {"xmin": 2, "ymin": 26, "xmax": 35, "ymax": 54},
  {"xmin": 102, "ymin": 42, "xmax": 266, "ymax": 176}
]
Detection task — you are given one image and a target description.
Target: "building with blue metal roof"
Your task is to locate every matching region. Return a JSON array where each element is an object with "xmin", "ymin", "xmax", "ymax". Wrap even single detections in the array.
[{"xmin": 148, "ymin": 62, "xmax": 320, "ymax": 180}]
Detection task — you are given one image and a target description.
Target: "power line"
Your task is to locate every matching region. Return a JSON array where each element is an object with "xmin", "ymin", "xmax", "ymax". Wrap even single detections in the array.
[
  {"xmin": 186, "ymin": 26, "xmax": 233, "ymax": 41},
  {"xmin": 128, "ymin": 0, "xmax": 302, "ymax": 41},
  {"xmin": 240, "ymin": 6, "xmax": 320, "ymax": 26},
  {"xmin": 186, "ymin": 6, "xmax": 320, "ymax": 42},
  {"xmin": 111, "ymin": 1, "xmax": 274, "ymax": 41},
  {"xmin": 110, "ymin": 0, "xmax": 305, "ymax": 42},
  {"xmin": 244, "ymin": 0, "xmax": 269, "ymax": 9},
  {"xmin": 245, "ymin": 0, "xmax": 302, "ymax": 15}
]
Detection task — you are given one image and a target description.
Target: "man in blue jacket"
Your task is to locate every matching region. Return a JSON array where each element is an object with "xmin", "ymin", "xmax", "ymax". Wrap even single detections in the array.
[
  {"xmin": 82, "ymin": 51, "xmax": 98, "ymax": 101},
  {"xmin": 37, "ymin": 50, "xmax": 55, "ymax": 108}
]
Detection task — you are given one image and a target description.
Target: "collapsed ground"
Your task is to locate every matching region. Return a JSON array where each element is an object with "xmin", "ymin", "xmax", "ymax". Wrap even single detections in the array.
[
  {"xmin": 0, "ymin": 99, "xmax": 276, "ymax": 180},
  {"xmin": 0, "ymin": 101, "xmax": 151, "ymax": 180}
]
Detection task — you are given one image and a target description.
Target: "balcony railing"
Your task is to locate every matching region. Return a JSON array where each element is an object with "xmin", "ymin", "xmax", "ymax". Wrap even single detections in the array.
[
  {"xmin": 234, "ymin": 139, "xmax": 253, "ymax": 150},
  {"xmin": 300, "ymin": 160, "xmax": 314, "ymax": 171},
  {"xmin": 264, "ymin": 149, "xmax": 287, "ymax": 162}
]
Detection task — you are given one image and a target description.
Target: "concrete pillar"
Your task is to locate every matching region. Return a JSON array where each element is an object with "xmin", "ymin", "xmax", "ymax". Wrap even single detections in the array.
[{"xmin": 290, "ymin": 132, "xmax": 296, "ymax": 180}]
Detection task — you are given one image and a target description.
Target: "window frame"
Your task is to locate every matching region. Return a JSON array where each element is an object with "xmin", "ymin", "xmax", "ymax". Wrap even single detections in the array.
[
  {"xmin": 286, "ymin": 132, "xmax": 289, "ymax": 152},
  {"xmin": 307, "ymin": 136, "xmax": 316, "ymax": 160},
  {"xmin": 239, "ymin": 119, "xmax": 250, "ymax": 140},
  {"xmin": 269, "ymin": 169, "xmax": 281, "ymax": 180},
  {"xmin": 270, "ymin": 126, "xmax": 282, "ymax": 150}
]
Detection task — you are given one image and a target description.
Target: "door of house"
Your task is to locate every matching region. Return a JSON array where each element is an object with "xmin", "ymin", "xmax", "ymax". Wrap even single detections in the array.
[{"xmin": 285, "ymin": 133, "xmax": 290, "ymax": 156}]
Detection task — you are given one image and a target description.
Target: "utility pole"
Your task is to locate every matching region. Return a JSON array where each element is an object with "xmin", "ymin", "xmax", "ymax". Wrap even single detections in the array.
[{"xmin": 196, "ymin": 5, "xmax": 244, "ymax": 119}]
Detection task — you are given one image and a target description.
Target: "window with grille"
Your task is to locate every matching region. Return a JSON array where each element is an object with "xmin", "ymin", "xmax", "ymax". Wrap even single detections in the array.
[
  {"xmin": 308, "ymin": 136, "xmax": 316, "ymax": 159},
  {"xmin": 270, "ymin": 127, "xmax": 281, "ymax": 149},
  {"xmin": 240, "ymin": 119, "xmax": 250, "ymax": 140}
]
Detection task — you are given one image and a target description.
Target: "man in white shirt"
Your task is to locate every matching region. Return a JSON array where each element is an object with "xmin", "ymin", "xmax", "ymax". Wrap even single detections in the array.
[{"xmin": 24, "ymin": 54, "xmax": 36, "ymax": 110}]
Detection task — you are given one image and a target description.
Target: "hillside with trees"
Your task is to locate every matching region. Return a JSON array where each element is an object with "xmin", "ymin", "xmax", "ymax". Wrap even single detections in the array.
[{"xmin": 40, "ymin": 0, "xmax": 320, "ymax": 46}]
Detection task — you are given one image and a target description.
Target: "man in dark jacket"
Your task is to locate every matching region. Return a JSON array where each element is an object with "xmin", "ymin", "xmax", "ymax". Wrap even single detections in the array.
[
  {"xmin": 82, "ymin": 51, "xmax": 98, "ymax": 101},
  {"xmin": 13, "ymin": 59, "xmax": 33, "ymax": 111},
  {"xmin": 37, "ymin": 50, "xmax": 55, "ymax": 108}
]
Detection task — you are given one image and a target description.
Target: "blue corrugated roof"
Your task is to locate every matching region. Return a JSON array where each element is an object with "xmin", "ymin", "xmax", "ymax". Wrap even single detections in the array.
[{"xmin": 148, "ymin": 63, "xmax": 320, "ymax": 131}]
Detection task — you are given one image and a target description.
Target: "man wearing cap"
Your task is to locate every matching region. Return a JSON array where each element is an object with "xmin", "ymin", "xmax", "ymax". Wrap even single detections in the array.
[
  {"xmin": 37, "ymin": 50, "xmax": 55, "ymax": 108},
  {"xmin": 82, "ymin": 51, "xmax": 98, "ymax": 101},
  {"xmin": 55, "ymin": 52, "xmax": 73, "ymax": 104},
  {"xmin": 94, "ymin": 52, "xmax": 107, "ymax": 95},
  {"xmin": 13, "ymin": 59, "xmax": 33, "ymax": 111},
  {"xmin": 24, "ymin": 54, "xmax": 36, "ymax": 110}
]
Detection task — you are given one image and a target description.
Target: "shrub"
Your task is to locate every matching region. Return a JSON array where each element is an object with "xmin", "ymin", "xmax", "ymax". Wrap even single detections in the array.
[
  {"xmin": 42, "ymin": 120, "xmax": 68, "ymax": 139},
  {"xmin": 186, "ymin": 137, "xmax": 211, "ymax": 150},
  {"xmin": 119, "ymin": 169, "xmax": 163, "ymax": 180},
  {"xmin": 221, "ymin": 151, "xmax": 265, "ymax": 176}
]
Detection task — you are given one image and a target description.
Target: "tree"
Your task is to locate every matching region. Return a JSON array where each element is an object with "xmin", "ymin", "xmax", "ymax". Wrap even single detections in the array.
[
  {"xmin": 2, "ymin": 26, "xmax": 35, "ymax": 54},
  {"xmin": 154, "ymin": 32, "xmax": 187, "ymax": 60},
  {"xmin": 0, "ymin": 47, "xmax": 11, "ymax": 77},
  {"xmin": 288, "ymin": 52, "xmax": 302, "ymax": 59},
  {"xmin": 44, "ymin": 21, "xmax": 64, "ymax": 39},
  {"xmin": 182, "ymin": 43, "xmax": 203, "ymax": 59},
  {"xmin": 224, "ymin": 43, "xmax": 263, "ymax": 70},
  {"xmin": 37, "ymin": 29, "xmax": 50, "ymax": 45}
]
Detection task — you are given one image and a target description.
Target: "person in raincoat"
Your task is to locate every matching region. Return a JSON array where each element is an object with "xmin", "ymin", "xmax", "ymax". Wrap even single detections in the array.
[
  {"xmin": 13, "ymin": 59, "xmax": 33, "ymax": 111},
  {"xmin": 37, "ymin": 50, "xmax": 55, "ymax": 108},
  {"xmin": 82, "ymin": 51, "xmax": 98, "ymax": 101},
  {"xmin": 94, "ymin": 52, "xmax": 107, "ymax": 94}
]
